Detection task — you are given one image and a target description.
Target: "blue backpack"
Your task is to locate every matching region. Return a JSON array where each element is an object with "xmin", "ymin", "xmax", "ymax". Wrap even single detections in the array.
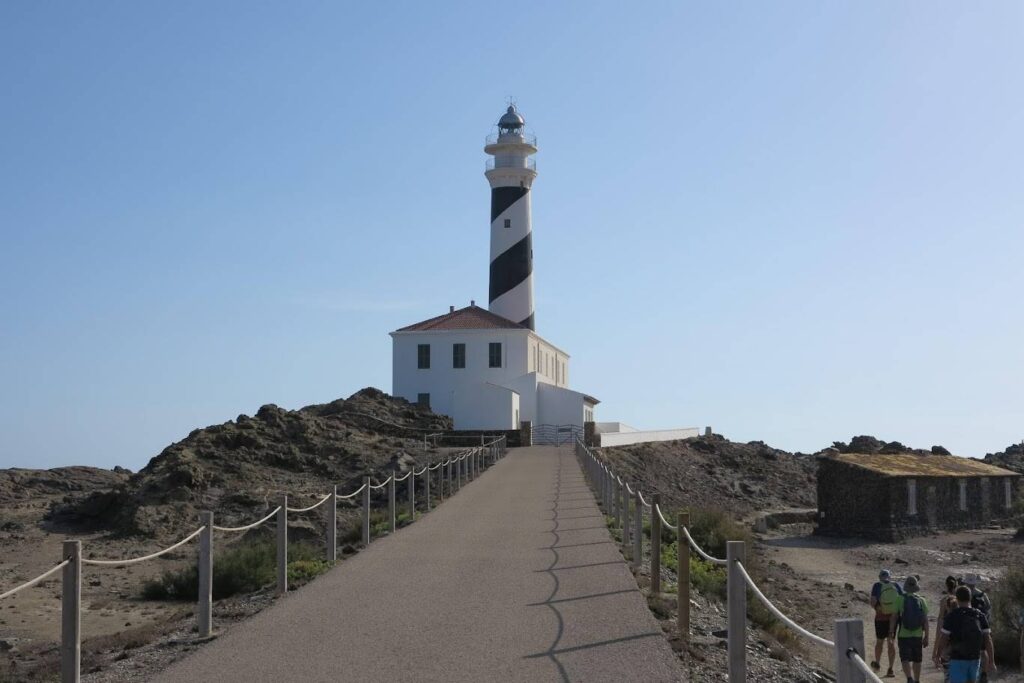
[{"xmin": 902, "ymin": 594, "xmax": 926, "ymax": 631}]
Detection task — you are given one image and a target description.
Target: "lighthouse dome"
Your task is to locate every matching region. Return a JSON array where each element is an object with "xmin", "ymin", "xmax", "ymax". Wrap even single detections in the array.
[{"xmin": 498, "ymin": 105, "xmax": 525, "ymax": 128}]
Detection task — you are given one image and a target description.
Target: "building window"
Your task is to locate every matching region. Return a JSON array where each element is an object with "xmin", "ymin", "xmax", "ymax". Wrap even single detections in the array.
[
  {"xmin": 504, "ymin": 218, "xmax": 511, "ymax": 228},
  {"xmin": 1007, "ymin": 478, "xmax": 1013, "ymax": 509},
  {"xmin": 959, "ymin": 480, "xmax": 967, "ymax": 512},
  {"xmin": 907, "ymin": 479, "xmax": 917, "ymax": 516},
  {"xmin": 489, "ymin": 342, "xmax": 502, "ymax": 368},
  {"xmin": 417, "ymin": 393, "xmax": 430, "ymax": 408},
  {"xmin": 417, "ymin": 344, "xmax": 430, "ymax": 369},
  {"xmin": 452, "ymin": 343, "xmax": 465, "ymax": 369}
]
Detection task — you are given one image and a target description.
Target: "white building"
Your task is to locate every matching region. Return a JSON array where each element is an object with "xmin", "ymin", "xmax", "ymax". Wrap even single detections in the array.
[{"xmin": 390, "ymin": 105, "xmax": 598, "ymax": 431}]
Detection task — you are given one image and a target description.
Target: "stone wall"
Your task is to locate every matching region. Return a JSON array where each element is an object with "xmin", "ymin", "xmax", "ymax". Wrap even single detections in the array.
[{"xmin": 817, "ymin": 458, "xmax": 1021, "ymax": 540}]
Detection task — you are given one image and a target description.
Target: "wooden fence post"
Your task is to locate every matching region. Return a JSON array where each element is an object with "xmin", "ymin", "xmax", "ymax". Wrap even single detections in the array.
[
  {"xmin": 621, "ymin": 481, "xmax": 631, "ymax": 555},
  {"xmin": 327, "ymin": 485, "xmax": 337, "ymax": 562},
  {"xmin": 361, "ymin": 477, "xmax": 370, "ymax": 546},
  {"xmin": 425, "ymin": 462, "xmax": 432, "ymax": 511},
  {"xmin": 61, "ymin": 539, "xmax": 81, "ymax": 683},
  {"xmin": 727, "ymin": 540, "xmax": 746, "ymax": 683},
  {"xmin": 651, "ymin": 494, "xmax": 662, "ymax": 594},
  {"xmin": 388, "ymin": 472, "xmax": 396, "ymax": 533},
  {"xmin": 633, "ymin": 490, "xmax": 642, "ymax": 571},
  {"xmin": 678, "ymin": 511, "xmax": 690, "ymax": 640},
  {"xmin": 408, "ymin": 470, "xmax": 415, "ymax": 521},
  {"xmin": 276, "ymin": 495, "xmax": 288, "ymax": 595},
  {"xmin": 198, "ymin": 511, "xmax": 213, "ymax": 637},
  {"xmin": 834, "ymin": 618, "xmax": 866, "ymax": 683}
]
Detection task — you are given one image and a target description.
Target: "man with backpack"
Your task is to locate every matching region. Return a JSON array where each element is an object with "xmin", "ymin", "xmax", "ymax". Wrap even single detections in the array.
[
  {"xmin": 935, "ymin": 576, "xmax": 960, "ymax": 677},
  {"xmin": 871, "ymin": 568, "xmax": 904, "ymax": 677},
  {"xmin": 964, "ymin": 574, "xmax": 993, "ymax": 682},
  {"xmin": 932, "ymin": 585, "xmax": 996, "ymax": 683},
  {"xmin": 889, "ymin": 575, "xmax": 928, "ymax": 683}
]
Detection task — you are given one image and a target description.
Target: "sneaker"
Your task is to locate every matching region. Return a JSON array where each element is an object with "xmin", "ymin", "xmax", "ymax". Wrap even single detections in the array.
[{"xmin": 871, "ymin": 661, "xmax": 880, "ymax": 671}]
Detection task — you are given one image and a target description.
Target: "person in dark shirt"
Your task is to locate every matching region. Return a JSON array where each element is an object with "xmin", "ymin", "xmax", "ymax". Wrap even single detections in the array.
[{"xmin": 933, "ymin": 586, "xmax": 996, "ymax": 683}]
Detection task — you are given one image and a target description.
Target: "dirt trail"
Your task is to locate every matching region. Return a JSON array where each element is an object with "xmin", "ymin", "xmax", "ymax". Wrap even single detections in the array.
[{"xmin": 762, "ymin": 527, "xmax": 1019, "ymax": 682}]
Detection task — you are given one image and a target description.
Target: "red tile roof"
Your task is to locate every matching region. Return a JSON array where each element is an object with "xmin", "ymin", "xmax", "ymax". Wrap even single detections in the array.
[{"xmin": 394, "ymin": 305, "xmax": 528, "ymax": 332}]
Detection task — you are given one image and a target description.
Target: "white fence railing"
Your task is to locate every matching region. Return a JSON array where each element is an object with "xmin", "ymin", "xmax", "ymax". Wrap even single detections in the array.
[
  {"xmin": 574, "ymin": 438, "xmax": 883, "ymax": 683},
  {"xmin": 1, "ymin": 437, "xmax": 508, "ymax": 683}
]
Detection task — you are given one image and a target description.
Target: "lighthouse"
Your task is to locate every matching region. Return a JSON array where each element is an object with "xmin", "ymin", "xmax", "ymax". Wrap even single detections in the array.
[
  {"xmin": 390, "ymin": 103, "xmax": 600, "ymax": 436},
  {"xmin": 485, "ymin": 105, "xmax": 538, "ymax": 331}
]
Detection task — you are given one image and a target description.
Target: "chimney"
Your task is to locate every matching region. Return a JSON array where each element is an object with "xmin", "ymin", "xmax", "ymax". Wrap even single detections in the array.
[
  {"xmin": 449, "ymin": 305, "xmax": 455, "ymax": 313},
  {"xmin": 470, "ymin": 299, "xmax": 475, "ymax": 307}
]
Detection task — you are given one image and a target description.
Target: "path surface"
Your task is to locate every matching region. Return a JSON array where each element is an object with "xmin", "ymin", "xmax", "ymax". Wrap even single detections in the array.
[{"xmin": 154, "ymin": 446, "xmax": 683, "ymax": 683}]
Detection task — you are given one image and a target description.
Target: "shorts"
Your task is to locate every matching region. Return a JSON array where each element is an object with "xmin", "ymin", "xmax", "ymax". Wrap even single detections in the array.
[
  {"xmin": 874, "ymin": 619, "xmax": 895, "ymax": 639},
  {"xmin": 898, "ymin": 637, "xmax": 923, "ymax": 663},
  {"xmin": 948, "ymin": 659, "xmax": 981, "ymax": 683}
]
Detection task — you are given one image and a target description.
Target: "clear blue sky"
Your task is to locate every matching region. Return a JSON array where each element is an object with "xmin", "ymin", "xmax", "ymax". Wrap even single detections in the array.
[{"xmin": 2, "ymin": 2, "xmax": 1022, "ymax": 470}]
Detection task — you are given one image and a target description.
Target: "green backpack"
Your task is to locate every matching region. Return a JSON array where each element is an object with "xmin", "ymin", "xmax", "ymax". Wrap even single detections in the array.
[{"xmin": 879, "ymin": 582, "xmax": 900, "ymax": 614}]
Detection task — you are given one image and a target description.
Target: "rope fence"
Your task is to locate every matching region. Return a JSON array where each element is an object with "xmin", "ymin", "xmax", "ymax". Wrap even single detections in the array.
[
  {"xmin": 81, "ymin": 527, "xmax": 206, "ymax": 567},
  {"xmin": 574, "ymin": 437, "xmax": 880, "ymax": 683},
  {"xmin": 0, "ymin": 560, "xmax": 69, "ymax": 601},
  {"xmin": 0, "ymin": 435, "xmax": 508, "ymax": 683},
  {"xmin": 212, "ymin": 507, "xmax": 281, "ymax": 533}
]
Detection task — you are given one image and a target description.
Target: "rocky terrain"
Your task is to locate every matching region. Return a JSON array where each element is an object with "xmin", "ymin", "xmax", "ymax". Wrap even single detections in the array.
[
  {"xmin": 0, "ymin": 388, "xmax": 456, "ymax": 680},
  {"xmin": 597, "ymin": 433, "xmax": 818, "ymax": 518},
  {"xmin": 44, "ymin": 387, "xmax": 451, "ymax": 541},
  {"xmin": 597, "ymin": 434, "xmax": 1024, "ymax": 682},
  {"xmin": 985, "ymin": 441, "xmax": 1024, "ymax": 476}
]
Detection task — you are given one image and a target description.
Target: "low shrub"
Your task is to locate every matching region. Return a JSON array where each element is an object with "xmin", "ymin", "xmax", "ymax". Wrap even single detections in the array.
[
  {"xmin": 141, "ymin": 540, "xmax": 329, "ymax": 601},
  {"xmin": 990, "ymin": 566, "xmax": 1024, "ymax": 667}
]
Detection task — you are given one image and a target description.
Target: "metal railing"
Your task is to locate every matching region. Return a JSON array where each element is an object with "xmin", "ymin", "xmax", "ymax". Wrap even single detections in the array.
[
  {"xmin": 1, "ymin": 436, "xmax": 508, "ymax": 683},
  {"xmin": 485, "ymin": 132, "xmax": 537, "ymax": 147},
  {"xmin": 485, "ymin": 157, "xmax": 537, "ymax": 172},
  {"xmin": 574, "ymin": 438, "xmax": 883, "ymax": 683},
  {"xmin": 532, "ymin": 423, "xmax": 582, "ymax": 446}
]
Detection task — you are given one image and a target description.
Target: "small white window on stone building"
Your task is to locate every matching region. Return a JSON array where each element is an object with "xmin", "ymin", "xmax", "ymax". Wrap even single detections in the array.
[
  {"xmin": 1006, "ymin": 478, "xmax": 1013, "ymax": 509},
  {"xmin": 907, "ymin": 479, "xmax": 917, "ymax": 516},
  {"xmin": 959, "ymin": 480, "xmax": 968, "ymax": 512}
]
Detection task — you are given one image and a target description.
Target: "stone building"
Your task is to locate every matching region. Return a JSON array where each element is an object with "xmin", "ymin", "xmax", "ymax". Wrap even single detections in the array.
[{"xmin": 816, "ymin": 453, "xmax": 1021, "ymax": 540}]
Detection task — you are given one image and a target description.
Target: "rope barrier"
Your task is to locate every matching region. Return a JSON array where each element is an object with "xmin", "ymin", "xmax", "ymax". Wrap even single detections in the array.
[
  {"xmin": 338, "ymin": 483, "xmax": 367, "ymax": 500},
  {"xmin": 682, "ymin": 526, "xmax": 727, "ymax": 565},
  {"xmin": 638, "ymin": 490, "xmax": 653, "ymax": 509},
  {"xmin": 82, "ymin": 527, "xmax": 205, "ymax": 566},
  {"xmin": 368, "ymin": 477, "xmax": 392, "ymax": 490},
  {"xmin": 427, "ymin": 462, "xmax": 443, "ymax": 471},
  {"xmin": 286, "ymin": 493, "xmax": 332, "ymax": 513},
  {"xmin": 213, "ymin": 506, "xmax": 282, "ymax": 532},
  {"xmin": 625, "ymin": 482, "xmax": 635, "ymax": 494},
  {"xmin": 848, "ymin": 650, "xmax": 884, "ymax": 683},
  {"xmin": 413, "ymin": 467, "xmax": 427, "ymax": 476},
  {"xmin": 654, "ymin": 503, "xmax": 677, "ymax": 531},
  {"xmin": 734, "ymin": 560, "xmax": 835, "ymax": 648},
  {"xmin": 394, "ymin": 472, "xmax": 412, "ymax": 482},
  {"xmin": 0, "ymin": 561, "xmax": 70, "ymax": 600}
]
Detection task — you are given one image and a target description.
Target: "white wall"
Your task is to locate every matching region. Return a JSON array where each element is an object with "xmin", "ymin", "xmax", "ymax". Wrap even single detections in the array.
[
  {"xmin": 595, "ymin": 422, "xmax": 638, "ymax": 434},
  {"xmin": 451, "ymin": 383, "xmax": 519, "ymax": 430},
  {"xmin": 537, "ymin": 383, "xmax": 587, "ymax": 427},
  {"xmin": 527, "ymin": 333, "xmax": 569, "ymax": 388},
  {"xmin": 391, "ymin": 328, "xmax": 532, "ymax": 419},
  {"xmin": 598, "ymin": 428, "xmax": 700, "ymax": 448}
]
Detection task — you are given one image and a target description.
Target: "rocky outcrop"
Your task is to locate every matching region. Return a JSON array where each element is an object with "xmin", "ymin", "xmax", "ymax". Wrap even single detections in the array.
[{"xmin": 43, "ymin": 388, "xmax": 452, "ymax": 539}]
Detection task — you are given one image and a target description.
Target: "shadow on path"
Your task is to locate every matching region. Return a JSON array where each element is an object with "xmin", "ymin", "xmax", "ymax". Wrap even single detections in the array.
[{"xmin": 528, "ymin": 446, "xmax": 663, "ymax": 682}]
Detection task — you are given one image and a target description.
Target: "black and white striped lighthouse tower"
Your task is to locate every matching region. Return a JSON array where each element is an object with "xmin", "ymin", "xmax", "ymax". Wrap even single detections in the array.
[{"xmin": 485, "ymin": 105, "xmax": 538, "ymax": 330}]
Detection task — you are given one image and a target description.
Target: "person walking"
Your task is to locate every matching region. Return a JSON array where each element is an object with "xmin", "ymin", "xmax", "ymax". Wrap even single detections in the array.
[
  {"xmin": 932, "ymin": 585, "xmax": 996, "ymax": 683},
  {"xmin": 964, "ymin": 574, "xmax": 993, "ymax": 683},
  {"xmin": 935, "ymin": 576, "xmax": 959, "ymax": 678},
  {"xmin": 871, "ymin": 568, "xmax": 904, "ymax": 677},
  {"xmin": 890, "ymin": 575, "xmax": 928, "ymax": 683}
]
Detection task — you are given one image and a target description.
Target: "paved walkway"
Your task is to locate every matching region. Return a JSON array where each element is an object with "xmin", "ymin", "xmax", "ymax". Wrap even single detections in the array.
[{"xmin": 154, "ymin": 446, "xmax": 683, "ymax": 682}]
